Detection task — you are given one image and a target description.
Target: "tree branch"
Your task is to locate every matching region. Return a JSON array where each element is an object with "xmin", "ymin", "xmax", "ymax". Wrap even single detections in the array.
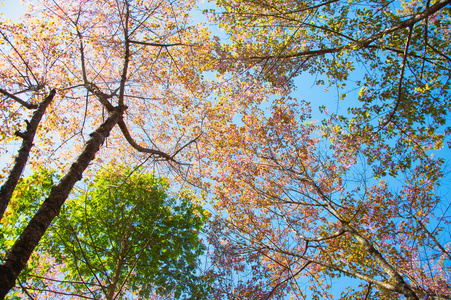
[
  {"xmin": 358, "ymin": 0, "xmax": 450, "ymax": 47},
  {"xmin": 28, "ymin": 274, "xmax": 102, "ymax": 287},
  {"xmin": 342, "ymin": 222, "xmax": 419, "ymax": 299},
  {"xmin": 426, "ymin": 41, "xmax": 451, "ymax": 62},
  {"xmin": 0, "ymin": 89, "xmax": 39, "ymax": 109},
  {"xmin": 129, "ymin": 40, "xmax": 192, "ymax": 47},
  {"xmin": 117, "ymin": 0, "xmax": 131, "ymax": 108},
  {"xmin": 364, "ymin": 283, "xmax": 372, "ymax": 300},
  {"xmin": 411, "ymin": 214, "xmax": 451, "ymax": 261},
  {"xmin": 242, "ymin": 0, "xmax": 450, "ymax": 61},
  {"xmin": 17, "ymin": 278, "xmax": 36, "ymax": 300},
  {"xmin": 77, "ymin": 27, "xmax": 116, "ymax": 112},
  {"xmin": 377, "ymin": 25, "xmax": 413, "ymax": 131},
  {"xmin": 256, "ymin": 242, "xmax": 399, "ymax": 292},
  {"xmin": 17, "ymin": 286, "xmax": 95, "ymax": 300},
  {"xmin": 117, "ymin": 119, "xmax": 176, "ymax": 162},
  {"xmin": 0, "ymin": 30, "xmax": 40, "ymax": 86},
  {"xmin": 170, "ymin": 133, "xmax": 203, "ymax": 159}
]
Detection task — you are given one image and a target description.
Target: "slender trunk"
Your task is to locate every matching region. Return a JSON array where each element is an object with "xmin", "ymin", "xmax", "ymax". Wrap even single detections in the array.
[
  {"xmin": 106, "ymin": 255, "xmax": 125, "ymax": 300},
  {"xmin": 0, "ymin": 90, "xmax": 56, "ymax": 220},
  {"xmin": 106, "ymin": 230, "xmax": 130, "ymax": 300},
  {"xmin": 0, "ymin": 107, "xmax": 123, "ymax": 299}
]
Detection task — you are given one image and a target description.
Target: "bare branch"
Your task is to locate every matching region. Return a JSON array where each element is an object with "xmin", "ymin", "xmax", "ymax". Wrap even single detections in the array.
[
  {"xmin": 0, "ymin": 88, "xmax": 39, "ymax": 109},
  {"xmin": 377, "ymin": 25, "xmax": 414, "ymax": 131},
  {"xmin": 129, "ymin": 40, "xmax": 192, "ymax": 47},
  {"xmin": 117, "ymin": 119, "xmax": 176, "ymax": 162},
  {"xmin": 412, "ymin": 214, "xmax": 451, "ymax": 261},
  {"xmin": 170, "ymin": 133, "xmax": 203, "ymax": 159}
]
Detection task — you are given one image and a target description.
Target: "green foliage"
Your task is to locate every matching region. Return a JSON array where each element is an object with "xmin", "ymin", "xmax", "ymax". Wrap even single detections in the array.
[
  {"xmin": 1, "ymin": 168, "xmax": 58, "ymax": 250},
  {"xmin": 3, "ymin": 166, "xmax": 210, "ymax": 299}
]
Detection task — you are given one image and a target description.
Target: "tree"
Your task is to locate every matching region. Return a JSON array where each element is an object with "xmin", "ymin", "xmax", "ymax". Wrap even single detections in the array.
[
  {"xmin": 199, "ymin": 0, "xmax": 451, "ymax": 298},
  {"xmin": 204, "ymin": 98, "xmax": 450, "ymax": 300},
  {"xmin": 0, "ymin": 0, "xmax": 212, "ymax": 296},
  {"xmin": 2, "ymin": 166, "xmax": 209, "ymax": 299}
]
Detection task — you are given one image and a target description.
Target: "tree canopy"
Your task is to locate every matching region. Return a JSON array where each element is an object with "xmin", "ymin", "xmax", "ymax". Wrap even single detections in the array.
[
  {"xmin": 1, "ymin": 0, "xmax": 450, "ymax": 299},
  {"xmin": 200, "ymin": 0, "xmax": 451, "ymax": 299},
  {"xmin": 2, "ymin": 166, "xmax": 209, "ymax": 299}
]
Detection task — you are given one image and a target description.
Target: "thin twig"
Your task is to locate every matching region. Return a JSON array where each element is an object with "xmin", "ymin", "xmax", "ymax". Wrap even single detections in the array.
[
  {"xmin": 129, "ymin": 40, "xmax": 192, "ymax": 47},
  {"xmin": 377, "ymin": 25, "xmax": 414, "ymax": 131}
]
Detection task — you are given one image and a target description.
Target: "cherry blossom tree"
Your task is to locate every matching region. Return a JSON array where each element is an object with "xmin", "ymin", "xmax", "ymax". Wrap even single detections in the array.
[{"xmin": 0, "ymin": 0, "xmax": 213, "ymax": 297}]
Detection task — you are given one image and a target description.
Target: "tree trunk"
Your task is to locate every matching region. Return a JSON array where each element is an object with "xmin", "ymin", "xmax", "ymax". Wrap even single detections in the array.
[
  {"xmin": 106, "ymin": 230, "xmax": 130, "ymax": 300},
  {"xmin": 0, "ymin": 90, "xmax": 55, "ymax": 220}
]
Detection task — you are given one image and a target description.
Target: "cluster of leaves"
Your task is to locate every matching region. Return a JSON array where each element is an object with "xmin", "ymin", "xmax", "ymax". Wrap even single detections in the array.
[
  {"xmin": 0, "ymin": 0, "xmax": 213, "ymax": 169},
  {"xmin": 0, "ymin": 168, "xmax": 59, "ymax": 280},
  {"xmin": 203, "ymin": 96, "xmax": 451, "ymax": 299},
  {"xmin": 208, "ymin": 0, "xmax": 451, "ymax": 177}
]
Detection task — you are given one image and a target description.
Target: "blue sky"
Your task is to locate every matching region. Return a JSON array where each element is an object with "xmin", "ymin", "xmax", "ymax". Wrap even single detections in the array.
[{"xmin": 0, "ymin": 0, "xmax": 26, "ymax": 21}]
